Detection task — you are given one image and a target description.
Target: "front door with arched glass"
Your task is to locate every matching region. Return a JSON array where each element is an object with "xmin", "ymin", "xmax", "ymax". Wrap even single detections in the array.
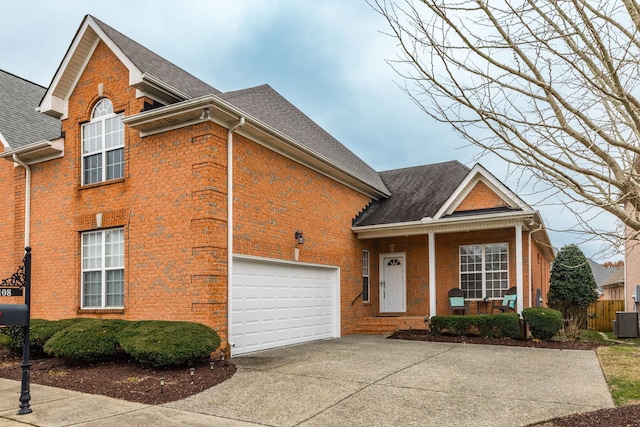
[{"xmin": 380, "ymin": 253, "xmax": 406, "ymax": 312}]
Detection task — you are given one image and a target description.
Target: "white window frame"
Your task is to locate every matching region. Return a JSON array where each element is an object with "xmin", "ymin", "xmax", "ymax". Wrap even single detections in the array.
[
  {"xmin": 459, "ymin": 243, "xmax": 509, "ymax": 300},
  {"xmin": 82, "ymin": 99, "xmax": 125, "ymax": 185},
  {"xmin": 362, "ymin": 250, "xmax": 370, "ymax": 303},
  {"xmin": 81, "ymin": 228, "xmax": 125, "ymax": 309}
]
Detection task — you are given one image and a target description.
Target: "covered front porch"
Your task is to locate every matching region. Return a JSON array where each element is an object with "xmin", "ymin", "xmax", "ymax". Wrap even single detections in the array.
[{"xmin": 351, "ymin": 213, "xmax": 553, "ymax": 334}]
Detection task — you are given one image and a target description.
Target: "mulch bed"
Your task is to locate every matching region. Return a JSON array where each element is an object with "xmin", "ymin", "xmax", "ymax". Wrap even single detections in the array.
[
  {"xmin": 389, "ymin": 329, "xmax": 640, "ymax": 427},
  {"xmin": 0, "ymin": 346, "xmax": 235, "ymax": 405},
  {"xmin": 388, "ymin": 329, "xmax": 602, "ymax": 350}
]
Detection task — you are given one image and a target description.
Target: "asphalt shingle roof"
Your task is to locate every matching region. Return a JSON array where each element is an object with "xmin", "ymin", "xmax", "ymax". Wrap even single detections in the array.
[
  {"xmin": 91, "ymin": 16, "xmax": 220, "ymax": 99},
  {"xmin": 353, "ymin": 161, "xmax": 470, "ymax": 226},
  {"xmin": 0, "ymin": 70, "xmax": 61, "ymax": 148},
  {"xmin": 219, "ymin": 84, "xmax": 388, "ymax": 194}
]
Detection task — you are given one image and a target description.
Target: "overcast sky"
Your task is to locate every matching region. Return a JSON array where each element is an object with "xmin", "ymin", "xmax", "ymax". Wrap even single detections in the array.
[{"xmin": 0, "ymin": 0, "xmax": 621, "ymax": 260}]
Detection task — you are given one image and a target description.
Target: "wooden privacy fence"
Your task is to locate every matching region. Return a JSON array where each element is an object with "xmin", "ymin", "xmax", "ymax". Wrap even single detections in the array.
[{"xmin": 587, "ymin": 300, "xmax": 624, "ymax": 332}]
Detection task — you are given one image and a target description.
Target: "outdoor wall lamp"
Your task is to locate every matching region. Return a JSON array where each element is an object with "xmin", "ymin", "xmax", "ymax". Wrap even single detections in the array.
[
  {"xmin": 199, "ymin": 107, "xmax": 211, "ymax": 120},
  {"xmin": 295, "ymin": 231, "xmax": 305, "ymax": 244}
]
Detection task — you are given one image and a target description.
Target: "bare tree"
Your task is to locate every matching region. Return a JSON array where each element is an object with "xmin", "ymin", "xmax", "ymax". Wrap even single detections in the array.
[{"xmin": 371, "ymin": 0, "xmax": 640, "ymax": 242}]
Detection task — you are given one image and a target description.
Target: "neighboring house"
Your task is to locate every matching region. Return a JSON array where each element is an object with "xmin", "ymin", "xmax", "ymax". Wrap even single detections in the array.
[
  {"xmin": 588, "ymin": 259, "xmax": 624, "ymax": 300},
  {"xmin": 0, "ymin": 15, "xmax": 554, "ymax": 356}
]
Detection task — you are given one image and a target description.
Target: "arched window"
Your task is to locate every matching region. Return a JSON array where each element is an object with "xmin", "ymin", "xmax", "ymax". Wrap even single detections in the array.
[{"xmin": 82, "ymin": 99, "xmax": 124, "ymax": 185}]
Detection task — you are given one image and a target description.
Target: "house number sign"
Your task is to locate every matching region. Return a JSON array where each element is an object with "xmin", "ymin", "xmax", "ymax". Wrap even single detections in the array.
[{"xmin": 0, "ymin": 287, "xmax": 23, "ymax": 297}]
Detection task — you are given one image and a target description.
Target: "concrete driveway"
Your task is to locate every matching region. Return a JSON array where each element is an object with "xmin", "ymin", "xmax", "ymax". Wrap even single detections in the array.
[
  {"xmin": 0, "ymin": 335, "xmax": 614, "ymax": 426},
  {"xmin": 167, "ymin": 335, "xmax": 613, "ymax": 427}
]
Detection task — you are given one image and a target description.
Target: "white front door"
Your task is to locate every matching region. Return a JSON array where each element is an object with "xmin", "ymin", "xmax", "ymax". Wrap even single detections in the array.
[{"xmin": 380, "ymin": 253, "xmax": 406, "ymax": 312}]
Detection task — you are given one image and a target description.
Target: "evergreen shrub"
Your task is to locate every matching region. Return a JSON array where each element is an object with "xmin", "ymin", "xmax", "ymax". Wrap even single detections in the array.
[
  {"xmin": 44, "ymin": 319, "xmax": 127, "ymax": 363},
  {"xmin": 118, "ymin": 320, "xmax": 221, "ymax": 368},
  {"xmin": 522, "ymin": 307, "xmax": 563, "ymax": 340},
  {"xmin": 430, "ymin": 313, "xmax": 521, "ymax": 339}
]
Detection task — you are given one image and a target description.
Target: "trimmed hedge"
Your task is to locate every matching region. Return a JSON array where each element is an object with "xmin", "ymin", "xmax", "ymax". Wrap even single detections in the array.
[
  {"xmin": 43, "ymin": 319, "xmax": 127, "ymax": 363},
  {"xmin": 522, "ymin": 307, "xmax": 563, "ymax": 340},
  {"xmin": 118, "ymin": 320, "xmax": 221, "ymax": 368},
  {"xmin": 30, "ymin": 318, "xmax": 91, "ymax": 355},
  {"xmin": 2, "ymin": 318, "xmax": 222, "ymax": 368},
  {"xmin": 430, "ymin": 313, "xmax": 521, "ymax": 339}
]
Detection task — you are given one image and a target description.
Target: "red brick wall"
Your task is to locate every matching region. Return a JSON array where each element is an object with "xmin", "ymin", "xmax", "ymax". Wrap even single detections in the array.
[
  {"xmin": 232, "ymin": 135, "xmax": 375, "ymax": 334},
  {"xmin": 4, "ymin": 40, "xmax": 376, "ymax": 345},
  {"xmin": 455, "ymin": 181, "xmax": 508, "ymax": 212}
]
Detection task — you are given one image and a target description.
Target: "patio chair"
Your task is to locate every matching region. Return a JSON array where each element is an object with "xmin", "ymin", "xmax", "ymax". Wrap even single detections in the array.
[
  {"xmin": 448, "ymin": 288, "xmax": 469, "ymax": 315},
  {"xmin": 491, "ymin": 287, "xmax": 517, "ymax": 313}
]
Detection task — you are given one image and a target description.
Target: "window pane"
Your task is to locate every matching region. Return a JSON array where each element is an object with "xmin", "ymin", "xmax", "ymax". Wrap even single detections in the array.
[
  {"xmin": 105, "ymin": 115, "xmax": 124, "ymax": 149},
  {"xmin": 82, "ymin": 122, "xmax": 102, "ymax": 154},
  {"xmin": 84, "ymin": 154, "xmax": 102, "ymax": 185},
  {"xmin": 106, "ymin": 269, "xmax": 124, "ymax": 307},
  {"xmin": 362, "ymin": 277, "xmax": 370, "ymax": 302},
  {"xmin": 93, "ymin": 99, "xmax": 113, "ymax": 118},
  {"xmin": 105, "ymin": 229, "xmax": 124, "ymax": 268},
  {"xmin": 106, "ymin": 148, "xmax": 124, "ymax": 180},
  {"xmin": 362, "ymin": 250, "xmax": 369, "ymax": 276},
  {"xmin": 82, "ymin": 232, "xmax": 102, "ymax": 269},
  {"xmin": 83, "ymin": 271, "xmax": 102, "ymax": 307},
  {"xmin": 461, "ymin": 272, "xmax": 482, "ymax": 299}
]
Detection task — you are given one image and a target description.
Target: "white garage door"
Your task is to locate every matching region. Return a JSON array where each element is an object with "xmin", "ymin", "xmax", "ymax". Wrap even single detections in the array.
[{"xmin": 231, "ymin": 256, "xmax": 339, "ymax": 355}]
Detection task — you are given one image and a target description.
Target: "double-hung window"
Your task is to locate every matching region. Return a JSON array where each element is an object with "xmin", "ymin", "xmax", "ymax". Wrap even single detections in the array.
[
  {"xmin": 82, "ymin": 228, "xmax": 125, "ymax": 308},
  {"xmin": 459, "ymin": 243, "xmax": 508, "ymax": 299},
  {"xmin": 82, "ymin": 99, "xmax": 124, "ymax": 185},
  {"xmin": 362, "ymin": 250, "xmax": 370, "ymax": 303}
]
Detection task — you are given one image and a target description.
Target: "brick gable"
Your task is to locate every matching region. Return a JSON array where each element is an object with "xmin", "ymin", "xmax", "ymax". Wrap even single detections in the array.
[{"xmin": 454, "ymin": 180, "xmax": 509, "ymax": 212}]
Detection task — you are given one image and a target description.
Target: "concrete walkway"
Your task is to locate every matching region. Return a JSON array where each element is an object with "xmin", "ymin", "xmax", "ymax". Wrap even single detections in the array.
[{"xmin": 0, "ymin": 335, "xmax": 613, "ymax": 426}]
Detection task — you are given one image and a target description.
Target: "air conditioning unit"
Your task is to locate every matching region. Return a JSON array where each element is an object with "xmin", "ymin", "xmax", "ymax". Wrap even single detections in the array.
[{"xmin": 613, "ymin": 311, "xmax": 639, "ymax": 338}]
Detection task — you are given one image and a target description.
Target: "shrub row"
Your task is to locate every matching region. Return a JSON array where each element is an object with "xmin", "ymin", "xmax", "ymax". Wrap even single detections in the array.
[
  {"xmin": 1, "ymin": 318, "xmax": 221, "ymax": 368},
  {"xmin": 430, "ymin": 313, "xmax": 521, "ymax": 339}
]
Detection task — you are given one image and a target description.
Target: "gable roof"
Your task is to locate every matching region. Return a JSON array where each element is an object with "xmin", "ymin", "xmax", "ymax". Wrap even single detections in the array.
[
  {"xmin": 40, "ymin": 15, "xmax": 220, "ymax": 118},
  {"xmin": 0, "ymin": 69, "xmax": 61, "ymax": 149},
  {"xmin": 218, "ymin": 84, "xmax": 388, "ymax": 194},
  {"xmin": 37, "ymin": 15, "xmax": 389, "ymax": 197},
  {"xmin": 91, "ymin": 16, "xmax": 220, "ymax": 99},
  {"xmin": 353, "ymin": 161, "xmax": 470, "ymax": 226}
]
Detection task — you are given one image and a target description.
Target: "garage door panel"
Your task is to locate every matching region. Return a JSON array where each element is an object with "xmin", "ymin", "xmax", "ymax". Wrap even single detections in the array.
[{"xmin": 231, "ymin": 257, "xmax": 338, "ymax": 355}]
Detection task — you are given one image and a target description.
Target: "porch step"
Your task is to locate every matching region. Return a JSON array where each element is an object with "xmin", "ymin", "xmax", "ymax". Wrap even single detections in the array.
[{"xmin": 354, "ymin": 316, "xmax": 427, "ymax": 335}]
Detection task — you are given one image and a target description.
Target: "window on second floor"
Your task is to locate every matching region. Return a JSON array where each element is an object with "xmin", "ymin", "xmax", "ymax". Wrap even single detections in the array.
[{"xmin": 82, "ymin": 99, "xmax": 124, "ymax": 185}]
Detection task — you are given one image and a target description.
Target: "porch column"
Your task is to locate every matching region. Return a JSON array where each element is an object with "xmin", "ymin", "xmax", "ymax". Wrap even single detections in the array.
[
  {"xmin": 429, "ymin": 232, "xmax": 437, "ymax": 316},
  {"xmin": 515, "ymin": 224, "xmax": 524, "ymax": 313}
]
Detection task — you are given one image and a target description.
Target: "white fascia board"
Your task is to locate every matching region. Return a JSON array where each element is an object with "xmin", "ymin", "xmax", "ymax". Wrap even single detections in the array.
[
  {"xmin": 40, "ymin": 16, "xmax": 146, "ymax": 119},
  {"xmin": 353, "ymin": 210, "xmax": 536, "ymax": 239},
  {"xmin": 0, "ymin": 138, "xmax": 64, "ymax": 165},
  {"xmin": 432, "ymin": 163, "xmax": 531, "ymax": 219}
]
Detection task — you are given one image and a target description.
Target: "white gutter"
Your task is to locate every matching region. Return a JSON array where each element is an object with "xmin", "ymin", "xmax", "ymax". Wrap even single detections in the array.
[
  {"xmin": 12, "ymin": 154, "xmax": 31, "ymax": 248},
  {"xmin": 226, "ymin": 117, "xmax": 245, "ymax": 353}
]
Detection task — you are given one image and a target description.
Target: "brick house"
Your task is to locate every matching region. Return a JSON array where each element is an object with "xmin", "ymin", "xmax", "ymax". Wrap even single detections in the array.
[{"xmin": 0, "ymin": 15, "xmax": 553, "ymax": 356}]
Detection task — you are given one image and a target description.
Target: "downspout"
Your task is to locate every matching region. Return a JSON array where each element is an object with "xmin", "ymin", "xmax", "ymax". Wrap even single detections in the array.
[
  {"xmin": 226, "ymin": 117, "xmax": 245, "ymax": 353},
  {"xmin": 528, "ymin": 230, "xmax": 532, "ymax": 308},
  {"xmin": 13, "ymin": 154, "xmax": 31, "ymax": 248}
]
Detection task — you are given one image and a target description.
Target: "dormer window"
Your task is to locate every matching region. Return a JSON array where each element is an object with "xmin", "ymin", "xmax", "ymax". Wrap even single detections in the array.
[{"xmin": 82, "ymin": 99, "xmax": 124, "ymax": 185}]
